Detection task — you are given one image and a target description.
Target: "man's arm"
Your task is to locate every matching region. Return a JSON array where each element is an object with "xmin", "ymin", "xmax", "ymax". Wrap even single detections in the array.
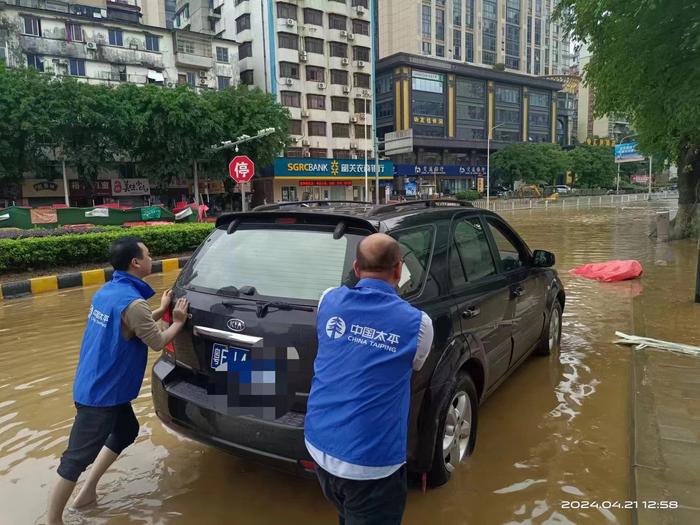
[
  {"xmin": 123, "ymin": 298, "xmax": 188, "ymax": 351},
  {"xmin": 151, "ymin": 289, "xmax": 173, "ymax": 322},
  {"xmin": 413, "ymin": 312, "xmax": 434, "ymax": 371}
]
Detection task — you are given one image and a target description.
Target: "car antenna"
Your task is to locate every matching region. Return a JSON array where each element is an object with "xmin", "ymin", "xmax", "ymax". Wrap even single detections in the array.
[
  {"xmin": 333, "ymin": 221, "xmax": 346, "ymax": 240},
  {"xmin": 227, "ymin": 218, "xmax": 240, "ymax": 235}
]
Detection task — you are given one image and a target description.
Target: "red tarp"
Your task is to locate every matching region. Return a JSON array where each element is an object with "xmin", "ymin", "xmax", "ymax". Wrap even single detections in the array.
[{"xmin": 570, "ymin": 260, "xmax": 644, "ymax": 282}]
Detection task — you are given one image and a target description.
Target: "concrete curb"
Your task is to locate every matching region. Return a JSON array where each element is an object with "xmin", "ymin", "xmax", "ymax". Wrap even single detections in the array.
[{"xmin": 0, "ymin": 256, "xmax": 190, "ymax": 301}]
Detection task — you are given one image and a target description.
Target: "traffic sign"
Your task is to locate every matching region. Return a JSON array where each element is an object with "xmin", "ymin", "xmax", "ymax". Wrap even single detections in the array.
[{"xmin": 229, "ymin": 155, "xmax": 255, "ymax": 183}]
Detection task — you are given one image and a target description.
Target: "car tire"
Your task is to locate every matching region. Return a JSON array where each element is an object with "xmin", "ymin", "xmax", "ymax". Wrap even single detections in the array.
[
  {"xmin": 427, "ymin": 372, "xmax": 479, "ymax": 488},
  {"xmin": 535, "ymin": 301, "xmax": 563, "ymax": 356}
]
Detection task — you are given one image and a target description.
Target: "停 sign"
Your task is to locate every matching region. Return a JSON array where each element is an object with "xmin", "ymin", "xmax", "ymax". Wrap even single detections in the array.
[
  {"xmin": 614, "ymin": 142, "xmax": 646, "ymax": 164},
  {"xmin": 112, "ymin": 178, "xmax": 151, "ymax": 196},
  {"xmin": 229, "ymin": 155, "xmax": 255, "ymax": 183}
]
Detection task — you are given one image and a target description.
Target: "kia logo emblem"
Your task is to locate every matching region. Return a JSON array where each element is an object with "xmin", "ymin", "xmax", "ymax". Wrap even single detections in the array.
[{"xmin": 227, "ymin": 319, "xmax": 245, "ymax": 332}]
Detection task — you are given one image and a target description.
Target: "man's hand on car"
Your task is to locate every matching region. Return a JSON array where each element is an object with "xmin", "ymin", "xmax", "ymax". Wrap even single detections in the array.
[{"xmin": 172, "ymin": 298, "xmax": 189, "ymax": 324}]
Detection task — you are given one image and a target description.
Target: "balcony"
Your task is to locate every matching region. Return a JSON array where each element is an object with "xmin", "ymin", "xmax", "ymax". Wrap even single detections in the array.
[{"xmin": 173, "ymin": 32, "xmax": 213, "ymax": 69}]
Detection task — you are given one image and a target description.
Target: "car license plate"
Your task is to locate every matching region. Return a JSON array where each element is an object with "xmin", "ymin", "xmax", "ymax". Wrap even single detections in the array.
[{"xmin": 210, "ymin": 343, "xmax": 249, "ymax": 372}]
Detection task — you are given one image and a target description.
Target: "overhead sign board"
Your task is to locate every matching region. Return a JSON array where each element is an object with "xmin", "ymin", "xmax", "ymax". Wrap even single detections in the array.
[
  {"xmin": 384, "ymin": 129, "xmax": 414, "ymax": 156},
  {"xmin": 614, "ymin": 142, "xmax": 646, "ymax": 164}
]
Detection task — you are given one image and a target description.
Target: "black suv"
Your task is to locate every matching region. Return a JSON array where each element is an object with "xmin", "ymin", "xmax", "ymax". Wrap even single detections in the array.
[{"xmin": 152, "ymin": 200, "xmax": 564, "ymax": 487}]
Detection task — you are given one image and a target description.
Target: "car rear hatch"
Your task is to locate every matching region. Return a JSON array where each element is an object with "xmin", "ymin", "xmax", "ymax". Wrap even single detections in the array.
[{"xmin": 166, "ymin": 211, "xmax": 377, "ymax": 420}]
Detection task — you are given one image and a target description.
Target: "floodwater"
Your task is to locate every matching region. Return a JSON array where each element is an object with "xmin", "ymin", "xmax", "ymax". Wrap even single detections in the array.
[{"xmin": 1, "ymin": 200, "xmax": 699, "ymax": 525}]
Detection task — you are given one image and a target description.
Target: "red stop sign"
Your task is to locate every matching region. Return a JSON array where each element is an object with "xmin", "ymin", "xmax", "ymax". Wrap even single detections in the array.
[{"xmin": 228, "ymin": 155, "xmax": 255, "ymax": 183}]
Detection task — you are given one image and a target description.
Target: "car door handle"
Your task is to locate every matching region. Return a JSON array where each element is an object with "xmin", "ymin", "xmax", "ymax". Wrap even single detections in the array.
[
  {"xmin": 462, "ymin": 306, "xmax": 480, "ymax": 320},
  {"xmin": 511, "ymin": 286, "xmax": 525, "ymax": 298}
]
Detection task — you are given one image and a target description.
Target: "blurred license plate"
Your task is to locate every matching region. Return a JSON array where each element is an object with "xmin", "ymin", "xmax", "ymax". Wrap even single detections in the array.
[{"xmin": 210, "ymin": 343, "xmax": 249, "ymax": 372}]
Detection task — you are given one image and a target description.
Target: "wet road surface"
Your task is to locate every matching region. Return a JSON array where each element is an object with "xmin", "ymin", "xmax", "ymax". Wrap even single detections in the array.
[{"xmin": 1, "ymin": 200, "xmax": 698, "ymax": 525}]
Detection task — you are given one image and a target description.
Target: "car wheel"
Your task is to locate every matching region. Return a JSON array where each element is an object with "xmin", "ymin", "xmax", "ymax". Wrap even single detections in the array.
[
  {"xmin": 535, "ymin": 301, "xmax": 563, "ymax": 356},
  {"xmin": 427, "ymin": 373, "xmax": 479, "ymax": 488}
]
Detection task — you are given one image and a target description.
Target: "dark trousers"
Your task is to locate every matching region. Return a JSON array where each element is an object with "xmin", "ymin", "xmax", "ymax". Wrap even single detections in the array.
[
  {"xmin": 57, "ymin": 402, "xmax": 139, "ymax": 482},
  {"xmin": 315, "ymin": 465, "xmax": 408, "ymax": 525}
]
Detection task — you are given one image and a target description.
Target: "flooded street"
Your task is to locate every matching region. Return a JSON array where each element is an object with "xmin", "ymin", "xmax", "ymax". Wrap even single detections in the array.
[{"xmin": 1, "ymin": 201, "xmax": 698, "ymax": 525}]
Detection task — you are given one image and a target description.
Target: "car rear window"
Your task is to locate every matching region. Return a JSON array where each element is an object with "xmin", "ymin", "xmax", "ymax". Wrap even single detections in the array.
[{"xmin": 182, "ymin": 228, "xmax": 363, "ymax": 301}]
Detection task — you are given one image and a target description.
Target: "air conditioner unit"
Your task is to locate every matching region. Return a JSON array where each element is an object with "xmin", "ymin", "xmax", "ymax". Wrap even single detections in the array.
[
  {"xmin": 341, "ymin": 58, "xmax": 350, "ymax": 66},
  {"xmin": 347, "ymin": 33, "xmax": 355, "ymax": 41},
  {"xmin": 302, "ymin": 139, "xmax": 310, "ymax": 146},
  {"xmin": 357, "ymin": 60, "xmax": 365, "ymax": 68},
  {"xmin": 303, "ymin": 151, "xmax": 311, "ymax": 157},
  {"xmin": 350, "ymin": 142, "xmax": 359, "ymax": 149},
  {"xmin": 350, "ymin": 116, "xmax": 358, "ymax": 123},
  {"xmin": 200, "ymin": 78, "xmax": 207, "ymax": 85},
  {"xmin": 301, "ymin": 110, "xmax": 310, "ymax": 118},
  {"xmin": 340, "ymin": 30, "xmax": 348, "ymax": 38},
  {"xmin": 356, "ymin": 6, "xmax": 365, "ymax": 16},
  {"xmin": 342, "ymin": 86, "xmax": 351, "ymax": 94},
  {"xmin": 284, "ymin": 77, "xmax": 294, "ymax": 86},
  {"xmin": 299, "ymin": 51, "xmax": 308, "ymax": 62},
  {"xmin": 317, "ymin": 82, "xmax": 326, "ymax": 90},
  {"xmin": 199, "ymin": 70, "xmax": 207, "ymax": 78},
  {"xmin": 286, "ymin": 18, "xmax": 295, "ymax": 27},
  {"xmin": 86, "ymin": 42, "xmax": 97, "ymax": 50}
]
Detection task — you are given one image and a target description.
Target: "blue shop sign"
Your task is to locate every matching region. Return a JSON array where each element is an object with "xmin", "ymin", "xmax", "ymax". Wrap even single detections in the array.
[
  {"xmin": 275, "ymin": 158, "xmax": 394, "ymax": 179},
  {"xmin": 394, "ymin": 164, "xmax": 487, "ymax": 177}
]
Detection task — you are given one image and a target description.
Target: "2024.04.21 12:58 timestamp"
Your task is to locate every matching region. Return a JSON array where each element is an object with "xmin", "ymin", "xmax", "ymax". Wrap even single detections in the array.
[{"xmin": 561, "ymin": 500, "xmax": 679, "ymax": 510}]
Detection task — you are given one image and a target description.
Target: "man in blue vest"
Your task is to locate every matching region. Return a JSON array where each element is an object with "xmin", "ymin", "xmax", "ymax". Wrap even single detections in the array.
[
  {"xmin": 306, "ymin": 233, "xmax": 434, "ymax": 525},
  {"xmin": 46, "ymin": 237, "xmax": 189, "ymax": 525}
]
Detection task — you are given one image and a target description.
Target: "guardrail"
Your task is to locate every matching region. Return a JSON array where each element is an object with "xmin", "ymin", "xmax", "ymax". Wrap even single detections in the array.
[{"xmin": 471, "ymin": 191, "xmax": 677, "ymax": 212}]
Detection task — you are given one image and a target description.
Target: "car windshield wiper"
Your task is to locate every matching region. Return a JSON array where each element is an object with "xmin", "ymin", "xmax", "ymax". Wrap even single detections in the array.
[
  {"xmin": 256, "ymin": 301, "xmax": 315, "ymax": 318},
  {"xmin": 214, "ymin": 285, "xmax": 241, "ymax": 297}
]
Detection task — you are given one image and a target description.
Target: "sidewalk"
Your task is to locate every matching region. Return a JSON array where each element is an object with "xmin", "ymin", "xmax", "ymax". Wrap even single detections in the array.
[{"xmin": 632, "ymin": 348, "xmax": 700, "ymax": 524}]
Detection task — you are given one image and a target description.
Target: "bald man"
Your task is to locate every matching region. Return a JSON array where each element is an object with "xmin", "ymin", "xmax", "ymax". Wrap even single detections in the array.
[{"xmin": 305, "ymin": 233, "xmax": 434, "ymax": 525}]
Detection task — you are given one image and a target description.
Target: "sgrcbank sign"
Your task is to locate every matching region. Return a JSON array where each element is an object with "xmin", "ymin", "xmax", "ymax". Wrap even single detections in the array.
[{"xmin": 275, "ymin": 158, "xmax": 394, "ymax": 179}]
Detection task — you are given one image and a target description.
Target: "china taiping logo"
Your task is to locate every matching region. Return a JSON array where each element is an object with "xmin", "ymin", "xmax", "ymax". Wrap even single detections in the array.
[{"xmin": 325, "ymin": 317, "xmax": 346, "ymax": 339}]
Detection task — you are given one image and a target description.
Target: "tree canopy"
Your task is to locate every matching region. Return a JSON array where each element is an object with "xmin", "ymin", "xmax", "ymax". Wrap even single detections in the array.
[{"xmin": 490, "ymin": 143, "xmax": 569, "ymax": 186}]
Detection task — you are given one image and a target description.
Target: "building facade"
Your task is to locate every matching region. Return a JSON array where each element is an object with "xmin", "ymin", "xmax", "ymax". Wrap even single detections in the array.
[
  {"xmin": 379, "ymin": 0, "xmax": 573, "ymax": 77},
  {"xmin": 377, "ymin": 53, "xmax": 562, "ymax": 195},
  {"xmin": 176, "ymin": 0, "xmax": 379, "ymax": 203}
]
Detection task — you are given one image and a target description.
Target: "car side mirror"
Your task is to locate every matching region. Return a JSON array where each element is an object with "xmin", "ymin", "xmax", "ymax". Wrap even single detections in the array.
[{"xmin": 533, "ymin": 250, "xmax": 555, "ymax": 268}]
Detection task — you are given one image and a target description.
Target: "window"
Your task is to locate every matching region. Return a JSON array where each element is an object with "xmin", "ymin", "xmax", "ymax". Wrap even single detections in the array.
[
  {"xmin": 436, "ymin": 8, "xmax": 445, "ymax": 41},
  {"xmin": 281, "ymin": 91, "xmax": 301, "ymax": 107},
  {"xmin": 457, "ymin": 78, "xmax": 485, "ymax": 99},
  {"xmin": 280, "ymin": 61, "xmax": 300, "ymax": 79},
  {"xmin": 289, "ymin": 120, "xmax": 302, "ymax": 135},
  {"xmin": 331, "ymin": 69, "xmax": 349, "ymax": 85},
  {"xmin": 178, "ymin": 38, "xmax": 195, "ymax": 54},
  {"xmin": 422, "ymin": 41, "xmax": 431, "ymax": 55},
  {"xmin": 68, "ymin": 58, "xmax": 86, "ymax": 77},
  {"xmin": 108, "ymin": 29, "xmax": 123, "ymax": 47},
  {"xmin": 239, "ymin": 42, "xmax": 253, "ymax": 59},
  {"xmin": 26, "ymin": 54, "xmax": 44, "ymax": 72},
  {"xmin": 22, "ymin": 16, "xmax": 41, "ymax": 36},
  {"xmin": 304, "ymin": 8, "xmax": 323, "ymax": 26},
  {"xmin": 305, "ymin": 37, "xmax": 324, "ymax": 54},
  {"xmin": 145, "ymin": 34, "xmax": 160, "ymax": 52},
  {"xmin": 282, "ymin": 186, "xmax": 298, "ymax": 201},
  {"xmin": 277, "ymin": 2, "xmax": 297, "ymax": 20},
  {"xmin": 354, "ymin": 124, "xmax": 372, "ymax": 139},
  {"xmin": 354, "ymin": 98, "xmax": 370, "ymax": 114},
  {"xmin": 412, "ymin": 70, "xmax": 443, "ymax": 93},
  {"xmin": 216, "ymin": 47, "xmax": 229, "ymax": 63},
  {"xmin": 486, "ymin": 218, "xmax": 524, "ymax": 271},
  {"xmin": 331, "ymin": 96, "xmax": 349, "ymax": 111},
  {"xmin": 308, "ymin": 121, "xmax": 326, "ymax": 136},
  {"xmin": 353, "ymin": 46, "xmax": 370, "ymax": 61},
  {"xmin": 496, "ymin": 86, "xmax": 520, "ymax": 104},
  {"xmin": 528, "ymin": 113, "xmax": 549, "ymax": 127},
  {"xmin": 329, "ymin": 14, "xmax": 347, "ymax": 31},
  {"xmin": 392, "ymin": 226, "xmax": 435, "ymax": 298},
  {"xmin": 307, "ymin": 94, "xmax": 326, "ymax": 110},
  {"xmin": 466, "ymin": 0, "xmax": 474, "ymax": 28},
  {"xmin": 330, "ymin": 42, "xmax": 348, "ymax": 57},
  {"xmin": 236, "ymin": 14, "xmax": 251, "ymax": 32},
  {"xmin": 306, "ymin": 66, "xmax": 325, "ymax": 82},
  {"xmin": 377, "ymin": 75, "xmax": 392, "ymax": 94},
  {"xmin": 332, "ymin": 123, "xmax": 350, "ymax": 137},
  {"xmin": 466, "ymin": 32, "xmax": 474, "ymax": 62},
  {"xmin": 352, "ymin": 0, "xmax": 368, "ymax": 7},
  {"xmin": 278, "ymin": 32, "xmax": 298, "ymax": 50},
  {"xmin": 457, "ymin": 104, "xmax": 485, "ymax": 121},
  {"xmin": 309, "ymin": 148, "xmax": 327, "ymax": 158},
  {"xmin": 529, "ymin": 91, "xmax": 549, "ymax": 107},
  {"xmin": 496, "ymin": 108, "xmax": 520, "ymax": 125},
  {"xmin": 453, "ymin": 0, "xmax": 462, "ymax": 26},
  {"xmin": 240, "ymin": 69, "xmax": 254, "ymax": 85},
  {"xmin": 352, "ymin": 19, "xmax": 370, "ymax": 36},
  {"xmin": 422, "ymin": 4, "xmax": 431, "ymax": 38},
  {"xmin": 218, "ymin": 76, "xmax": 231, "ymax": 90},
  {"xmin": 186, "ymin": 72, "xmax": 196, "ymax": 87},
  {"xmin": 453, "ymin": 30, "xmax": 461, "ymax": 60},
  {"xmin": 353, "ymin": 72, "xmax": 370, "ymax": 89},
  {"xmin": 377, "ymin": 101, "xmax": 393, "ymax": 119},
  {"xmin": 451, "ymin": 218, "xmax": 497, "ymax": 286},
  {"xmin": 66, "ymin": 22, "xmax": 83, "ymax": 42},
  {"xmin": 436, "ymin": 44, "xmax": 445, "ymax": 57},
  {"xmin": 333, "ymin": 149, "xmax": 352, "ymax": 159}
]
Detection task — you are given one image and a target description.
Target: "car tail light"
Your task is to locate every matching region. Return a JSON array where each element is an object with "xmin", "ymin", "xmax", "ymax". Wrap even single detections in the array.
[
  {"xmin": 161, "ymin": 304, "xmax": 175, "ymax": 356},
  {"xmin": 276, "ymin": 217, "xmax": 297, "ymax": 225},
  {"xmin": 299, "ymin": 459, "xmax": 316, "ymax": 472}
]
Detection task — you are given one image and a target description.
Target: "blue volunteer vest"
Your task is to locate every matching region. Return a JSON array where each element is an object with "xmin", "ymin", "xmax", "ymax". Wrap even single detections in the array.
[
  {"xmin": 305, "ymin": 278, "xmax": 423, "ymax": 467},
  {"xmin": 73, "ymin": 271, "xmax": 155, "ymax": 407}
]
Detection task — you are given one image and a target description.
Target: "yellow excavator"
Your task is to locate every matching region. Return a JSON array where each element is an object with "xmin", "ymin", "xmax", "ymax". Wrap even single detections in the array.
[{"xmin": 515, "ymin": 185, "xmax": 542, "ymax": 198}]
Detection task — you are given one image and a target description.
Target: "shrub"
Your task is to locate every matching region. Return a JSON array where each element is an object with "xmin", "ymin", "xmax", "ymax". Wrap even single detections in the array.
[
  {"xmin": 455, "ymin": 190, "xmax": 482, "ymax": 201},
  {"xmin": 0, "ymin": 223, "xmax": 214, "ymax": 274}
]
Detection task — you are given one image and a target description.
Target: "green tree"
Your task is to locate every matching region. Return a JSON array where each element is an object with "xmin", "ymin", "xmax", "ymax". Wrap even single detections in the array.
[
  {"xmin": 568, "ymin": 145, "xmax": 616, "ymax": 188},
  {"xmin": 557, "ymin": 0, "xmax": 700, "ymax": 237},
  {"xmin": 490, "ymin": 143, "xmax": 569, "ymax": 186}
]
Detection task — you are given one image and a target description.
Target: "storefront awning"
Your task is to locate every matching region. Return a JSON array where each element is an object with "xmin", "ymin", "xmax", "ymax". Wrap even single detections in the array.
[{"xmin": 147, "ymin": 70, "xmax": 165, "ymax": 83}]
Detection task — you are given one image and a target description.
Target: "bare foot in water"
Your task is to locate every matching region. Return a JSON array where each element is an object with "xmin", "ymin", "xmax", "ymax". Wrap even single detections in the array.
[{"xmin": 70, "ymin": 486, "xmax": 97, "ymax": 509}]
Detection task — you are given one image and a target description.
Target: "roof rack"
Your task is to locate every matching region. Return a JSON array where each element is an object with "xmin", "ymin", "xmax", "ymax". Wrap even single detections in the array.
[
  {"xmin": 253, "ymin": 200, "xmax": 373, "ymax": 212},
  {"xmin": 367, "ymin": 199, "xmax": 473, "ymax": 217}
]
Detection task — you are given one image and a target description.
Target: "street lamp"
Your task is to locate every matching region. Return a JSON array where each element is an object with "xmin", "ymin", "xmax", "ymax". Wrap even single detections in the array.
[{"xmin": 486, "ymin": 122, "xmax": 507, "ymax": 210}]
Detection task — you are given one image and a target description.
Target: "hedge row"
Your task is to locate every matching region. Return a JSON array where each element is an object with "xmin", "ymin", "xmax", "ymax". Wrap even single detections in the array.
[{"xmin": 0, "ymin": 223, "xmax": 215, "ymax": 274}]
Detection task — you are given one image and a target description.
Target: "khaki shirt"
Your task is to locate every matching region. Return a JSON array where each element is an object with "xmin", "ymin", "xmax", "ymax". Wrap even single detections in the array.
[{"xmin": 121, "ymin": 299, "xmax": 167, "ymax": 350}]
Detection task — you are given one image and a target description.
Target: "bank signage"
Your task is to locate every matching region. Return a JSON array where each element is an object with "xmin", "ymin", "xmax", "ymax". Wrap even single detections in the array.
[
  {"xmin": 275, "ymin": 158, "xmax": 394, "ymax": 179},
  {"xmin": 395, "ymin": 164, "xmax": 487, "ymax": 177}
]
